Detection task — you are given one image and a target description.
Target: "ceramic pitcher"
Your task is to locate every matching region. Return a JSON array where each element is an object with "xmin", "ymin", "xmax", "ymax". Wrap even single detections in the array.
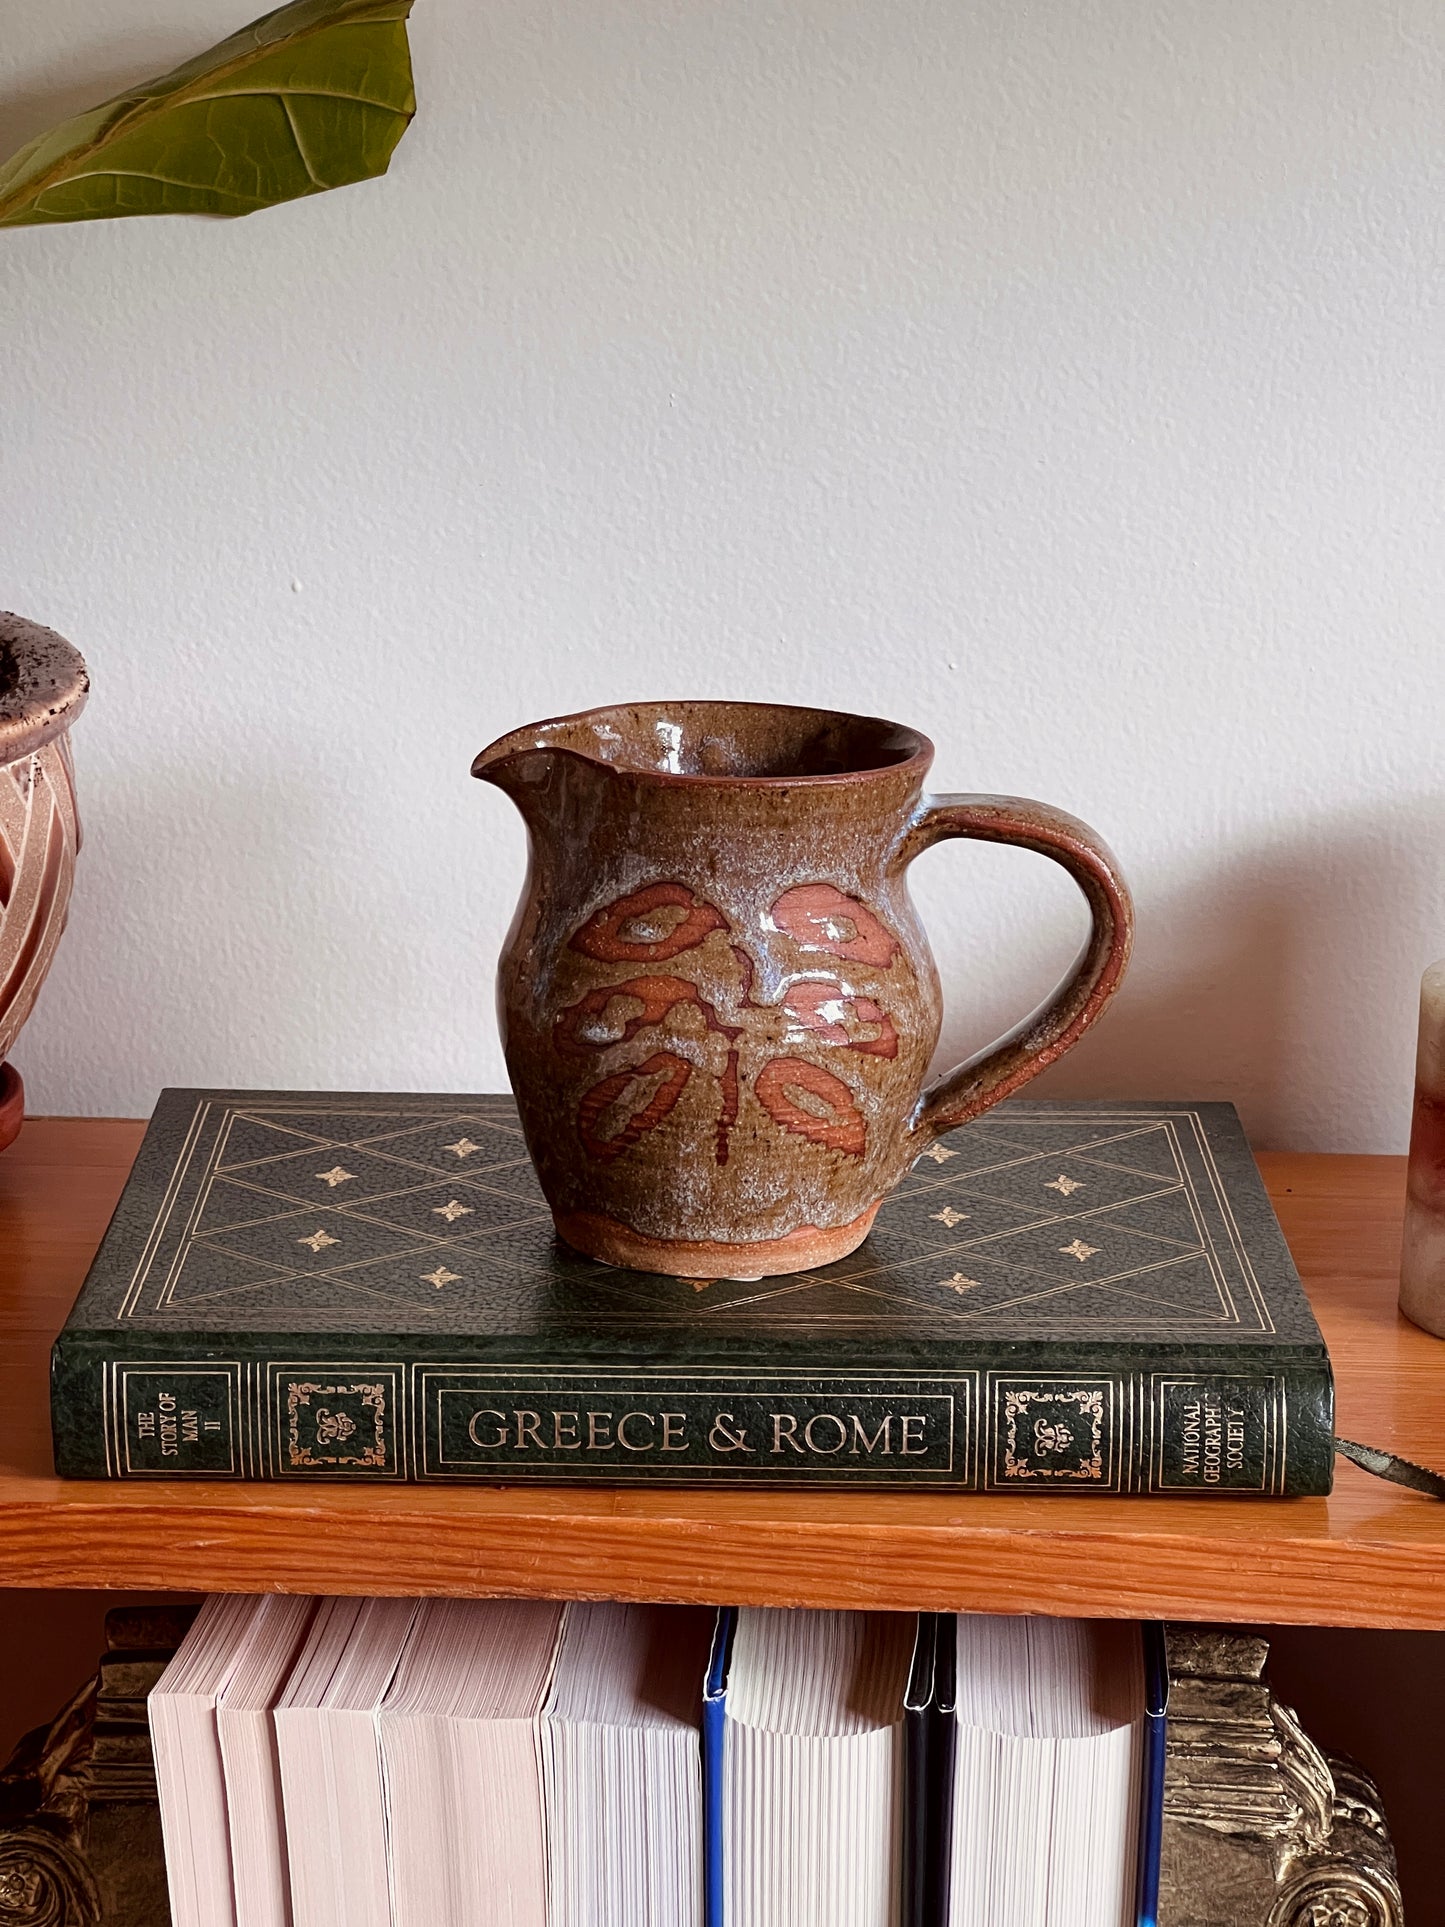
[{"xmin": 474, "ymin": 701, "xmax": 1132, "ymax": 1279}]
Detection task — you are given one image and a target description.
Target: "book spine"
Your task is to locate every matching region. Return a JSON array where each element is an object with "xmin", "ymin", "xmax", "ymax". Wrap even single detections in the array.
[
  {"xmin": 51, "ymin": 1336, "xmax": 1335, "ymax": 1494},
  {"xmin": 702, "ymin": 1608, "xmax": 733, "ymax": 1927},
  {"xmin": 1136, "ymin": 1623, "xmax": 1169, "ymax": 1927}
]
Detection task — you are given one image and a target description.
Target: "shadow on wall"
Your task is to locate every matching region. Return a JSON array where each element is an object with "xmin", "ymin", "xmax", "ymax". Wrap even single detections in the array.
[{"xmin": 940, "ymin": 794, "xmax": 1445, "ymax": 1153}]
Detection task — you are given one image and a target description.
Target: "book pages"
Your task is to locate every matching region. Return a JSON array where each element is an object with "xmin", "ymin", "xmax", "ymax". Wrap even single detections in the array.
[
  {"xmin": 379, "ymin": 1597, "xmax": 563, "ymax": 1927},
  {"xmin": 541, "ymin": 1602, "xmax": 711, "ymax": 1927},
  {"xmin": 949, "ymin": 1616, "xmax": 1144, "ymax": 1927},
  {"xmin": 724, "ymin": 1608, "xmax": 914, "ymax": 1927}
]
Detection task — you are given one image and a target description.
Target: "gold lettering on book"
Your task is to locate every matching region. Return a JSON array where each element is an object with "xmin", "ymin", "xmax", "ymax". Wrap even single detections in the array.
[
  {"xmin": 464, "ymin": 1406, "xmax": 693, "ymax": 1453},
  {"xmin": 1227, "ymin": 1402, "xmax": 1246, "ymax": 1473},
  {"xmin": 617, "ymin": 1411, "xmax": 654, "ymax": 1450},
  {"xmin": 850, "ymin": 1415, "xmax": 891, "ymax": 1455},
  {"xmin": 773, "ymin": 1410, "xmax": 929, "ymax": 1457},
  {"xmin": 709, "ymin": 1412, "xmax": 753, "ymax": 1453},
  {"xmin": 1181, "ymin": 1399, "xmax": 1202, "ymax": 1477},
  {"xmin": 1178, "ymin": 1388, "xmax": 1248, "ymax": 1484},
  {"xmin": 803, "ymin": 1413, "xmax": 847, "ymax": 1453},
  {"xmin": 467, "ymin": 1409, "xmax": 509, "ymax": 1448},
  {"xmin": 552, "ymin": 1412, "xmax": 581, "ymax": 1450},
  {"xmin": 1203, "ymin": 1395, "xmax": 1222, "ymax": 1482},
  {"xmin": 452, "ymin": 1401, "xmax": 941, "ymax": 1464}
]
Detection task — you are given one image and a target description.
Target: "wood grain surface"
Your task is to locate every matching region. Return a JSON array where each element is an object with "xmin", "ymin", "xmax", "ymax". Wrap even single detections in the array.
[{"xmin": 2, "ymin": 1120, "xmax": 1442, "ymax": 1628}]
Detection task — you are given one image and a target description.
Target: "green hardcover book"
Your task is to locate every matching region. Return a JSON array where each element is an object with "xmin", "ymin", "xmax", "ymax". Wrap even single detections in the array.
[{"xmin": 50, "ymin": 1090, "xmax": 1334, "ymax": 1495}]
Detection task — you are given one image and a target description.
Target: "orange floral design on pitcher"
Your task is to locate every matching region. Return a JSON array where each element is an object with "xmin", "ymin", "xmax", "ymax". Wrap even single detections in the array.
[{"xmin": 554, "ymin": 880, "xmax": 904, "ymax": 1167}]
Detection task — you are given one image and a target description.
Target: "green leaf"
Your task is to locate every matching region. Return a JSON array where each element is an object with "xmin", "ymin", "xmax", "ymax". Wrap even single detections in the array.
[{"xmin": 0, "ymin": 0, "xmax": 416, "ymax": 228}]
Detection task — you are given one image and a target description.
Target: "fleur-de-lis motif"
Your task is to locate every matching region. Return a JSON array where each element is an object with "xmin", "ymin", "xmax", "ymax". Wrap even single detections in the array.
[
  {"xmin": 298, "ymin": 1228, "xmax": 338, "ymax": 1253},
  {"xmin": 1059, "ymin": 1238, "xmax": 1099, "ymax": 1263},
  {"xmin": 940, "ymin": 1272, "xmax": 982, "ymax": 1293},
  {"xmin": 1046, "ymin": 1173, "xmax": 1083, "ymax": 1196}
]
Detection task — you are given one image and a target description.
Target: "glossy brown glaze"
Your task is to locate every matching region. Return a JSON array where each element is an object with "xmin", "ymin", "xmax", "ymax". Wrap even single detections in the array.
[{"xmin": 474, "ymin": 701, "xmax": 1132, "ymax": 1277}]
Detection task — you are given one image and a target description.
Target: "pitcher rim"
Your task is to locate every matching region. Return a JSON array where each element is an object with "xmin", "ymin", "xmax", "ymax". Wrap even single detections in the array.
[{"xmin": 472, "ymin": 698, "xmax": 935, "ymax": 789}]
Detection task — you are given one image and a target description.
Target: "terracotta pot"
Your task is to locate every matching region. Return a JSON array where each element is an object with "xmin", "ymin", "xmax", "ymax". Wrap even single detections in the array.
[
  {"xmin": 0, "ymin": 615, "xmax": 88, "ymax": 1151},
  {"xmin": 475, "ymin": 701, "xmax": 1131, "ymax": 1278}
]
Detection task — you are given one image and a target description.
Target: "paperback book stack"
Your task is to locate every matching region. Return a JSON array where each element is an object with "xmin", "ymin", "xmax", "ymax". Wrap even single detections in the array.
[{"xmin": 149, "ymin": 1596, "xmax": 1163, "ymax": 1927}]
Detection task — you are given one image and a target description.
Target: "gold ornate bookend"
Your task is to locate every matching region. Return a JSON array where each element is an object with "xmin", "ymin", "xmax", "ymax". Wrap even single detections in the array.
[
  {"xmin": 0, "ymin": 1607, "xmax": 192, "ymax": 1927},
  {"xmin": 1160, "ymin": 1627, "xmax": 1403, "ymax": 1927}
]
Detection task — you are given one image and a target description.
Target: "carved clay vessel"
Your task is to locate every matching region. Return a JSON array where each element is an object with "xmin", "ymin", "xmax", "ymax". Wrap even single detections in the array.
[
  {"xmin": 0, "ymin": 614, "xmax": 87, "ymax": 1151},
  {"xmin": 475, "ymin": 701, "xmax": 1132, "ymax": 1278}
]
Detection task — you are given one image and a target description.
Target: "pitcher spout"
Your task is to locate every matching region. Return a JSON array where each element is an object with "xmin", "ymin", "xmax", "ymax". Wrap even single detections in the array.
[
  {"xmin": 471, "ymin": 724, "xmax": 568, "ymax": 808},
  {"xmin": 472, "ymin": 722, "xmax": 549, "ymax": 787}
]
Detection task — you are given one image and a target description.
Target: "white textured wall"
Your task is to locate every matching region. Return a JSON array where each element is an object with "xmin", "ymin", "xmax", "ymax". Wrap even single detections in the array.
[{"xmin": 1, "ymin": 0, "xmax": 1441, "ymax": 1147}]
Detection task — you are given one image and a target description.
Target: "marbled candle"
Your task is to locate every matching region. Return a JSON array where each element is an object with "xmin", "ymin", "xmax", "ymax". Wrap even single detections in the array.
[{"xmin": 1399, "ymin": 961, "xmax": 1445, "ymax": 1336}]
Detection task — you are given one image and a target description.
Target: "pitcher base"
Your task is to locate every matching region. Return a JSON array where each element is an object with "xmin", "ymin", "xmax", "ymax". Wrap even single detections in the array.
[{"xmin": 553, "ymin": 1203, "xmax": 882, "ymax": 1280}]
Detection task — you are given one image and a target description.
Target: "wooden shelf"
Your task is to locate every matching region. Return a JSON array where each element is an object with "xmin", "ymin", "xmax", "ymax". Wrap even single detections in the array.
[{"xmin": 1, "ymin": 1121, "xmax": 1442, "ymax": 1628}]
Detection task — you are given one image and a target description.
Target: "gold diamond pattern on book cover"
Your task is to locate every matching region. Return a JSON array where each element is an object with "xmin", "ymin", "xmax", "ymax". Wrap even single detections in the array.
[{"xmin": 111, "ymin": 1098, "xmax": 1278, "ymax": 1338}]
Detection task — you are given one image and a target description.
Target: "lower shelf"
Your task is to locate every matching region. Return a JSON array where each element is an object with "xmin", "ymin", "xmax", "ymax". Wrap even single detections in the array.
[{"xmin": 0, "ymin": 1606, "xmax": 1408, "ymax": 1927}]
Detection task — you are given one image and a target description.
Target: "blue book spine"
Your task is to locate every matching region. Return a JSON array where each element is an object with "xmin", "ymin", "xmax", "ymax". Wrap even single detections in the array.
[
  {"xmin": 703, "ymin": 1607, "xmax": 737, "ymax": 1927},
  {"xmin": 1136, "ymin": 1622, "xmax": 1169, "ymax": 1927}
]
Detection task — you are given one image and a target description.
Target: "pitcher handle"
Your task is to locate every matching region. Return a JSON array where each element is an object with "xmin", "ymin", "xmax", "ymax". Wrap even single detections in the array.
[{"xmin": 895, "ymin": 794, "xmax": 1134, "ymax": 1144}]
